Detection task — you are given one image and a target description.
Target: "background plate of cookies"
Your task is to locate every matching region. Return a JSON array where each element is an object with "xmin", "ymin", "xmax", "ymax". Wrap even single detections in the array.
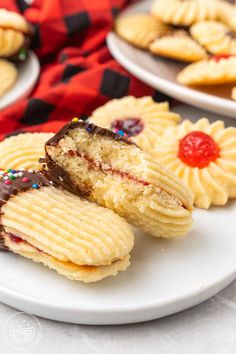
[
  {"xmin": 107, "ymin": 0, "xmax": 236, "ymax": 119},
  {"xmin": 0, "ymin": 9, "xmax": 40, "ymax": 110}
]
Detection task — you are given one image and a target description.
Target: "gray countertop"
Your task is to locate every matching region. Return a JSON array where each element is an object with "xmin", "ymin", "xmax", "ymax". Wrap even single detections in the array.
[{"xmin": 0, "ymin": 104, "xmax": 236, "ymax": 354}]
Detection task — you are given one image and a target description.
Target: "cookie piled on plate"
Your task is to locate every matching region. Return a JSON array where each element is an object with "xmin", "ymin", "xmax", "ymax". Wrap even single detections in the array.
[{"xmin": 114, "ymin": 0, "xmax": 236, "ymax": 99}]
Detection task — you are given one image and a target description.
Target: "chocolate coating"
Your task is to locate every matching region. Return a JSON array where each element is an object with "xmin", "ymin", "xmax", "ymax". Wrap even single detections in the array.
[
  {"xmin": 0, "ymin": 170, "xmax": 49, "ymax": 207},
  {"xmin": 46, "ymin": 120, "xmax": 135, "ymax": 147}
]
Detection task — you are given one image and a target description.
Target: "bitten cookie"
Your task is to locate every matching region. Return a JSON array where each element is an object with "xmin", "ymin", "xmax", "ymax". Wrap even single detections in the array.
[
  {"xmin": 114, "ymin": 14, "xmax": 170, "ymax": 49},
  {"xmin": 43, "ymin": 119, "xmax": 193, "ymax": 239},
  {"xmin": 90, "ymin": 96, "xmax": 181, "ymax": 153},
  {"xmin": 0, "ymin": 59, "xmax": 17, "ymax": 97},
  {"xmin": 0, "ymin": 170, "xmax": 134, "ymax": 282},
  {"xmin": 149, "ymin": 30, "xmax": 207, "ymax": 62},
  {"xmin": 190, "ymin": 21, "xmax": 236, "ymax": 55},
  {"xmin": 0, "ymin": 9, "xmax": 32, "ymax": 61},
  {"xmin": 0, "ymin": 133, "xmax": 53, "ymax": 170},
  {"xmin": 177, "ymin": 55, "xmax": 236, "ymax": 85},
  {"xmin": 153, "ymin": 118, "xmax": 236, "ymax": 209},
  {"xmin": 151, "ymin": 0, "xmax": 219, "ymax": 26}
]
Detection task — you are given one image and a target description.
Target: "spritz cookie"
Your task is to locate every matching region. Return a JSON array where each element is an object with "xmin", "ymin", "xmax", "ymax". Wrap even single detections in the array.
[
  {"xmin": 43, "ymin": 119, "xmax": 193, "ymax": 239},
  {"xmin": 0, "ymin": 9, "xmax": 32, "ymax": 61},
  {"xmin": 153, "ymin": 118, "xmax": 236, "ymax": 209},
  {"xmin": 0, "ymin": 170, "xmax": 134, "ymax": 282},
  {"xmin": 0, "ymin": 59, "xmax": 17, "ymax": 97},
  {"xmin": 177, "ymin": 55, "xmax": 236, "ymax": 85},
  {"xmin": 114, "ymin": 14, "xmax": 170, "ymax": 49},
  {"xmin": 0, "ymin": 133, "xmax": 53, "ymax": 170},
  {"xmin": 190, "ymin": 21, "xmax": 236, "ymax": 55},
  {"xmin": 218, "ymin": 1, "xmax": 236, "ymax": 32},
  {"xmin": 149, "ymin": 30, "xmax": 207, "ymax": 62},
  {"xmin": 151, "ymin": 0, "xmax": 219, "ymax": 26},
  {"xmin": 90, "ymin": 96, "xmax": 181, "ymax": 153}
]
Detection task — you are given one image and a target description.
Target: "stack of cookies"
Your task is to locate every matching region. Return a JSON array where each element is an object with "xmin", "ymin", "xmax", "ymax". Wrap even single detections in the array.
[
  {"xmin": 0, "ymin": 9, "xmax": 32, "ymax": 97},
  {"xmin": 115, "ymin": 0, "xmax": 236, "ymax": 100}
]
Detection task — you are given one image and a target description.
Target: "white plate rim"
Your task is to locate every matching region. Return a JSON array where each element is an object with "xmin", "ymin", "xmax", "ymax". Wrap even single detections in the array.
[
  {"xmin": 0, "ymin": 51, "xmax": 40, "ymax": 111},
  {"xmin": 106, "ymin": 0, "xmax": 236, "ymax": 119}
]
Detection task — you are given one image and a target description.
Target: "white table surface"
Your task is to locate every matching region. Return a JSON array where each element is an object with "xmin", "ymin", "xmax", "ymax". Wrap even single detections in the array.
[{"xmin": 0, "ymin": 104, "xmax": 236, "ymax": 354}]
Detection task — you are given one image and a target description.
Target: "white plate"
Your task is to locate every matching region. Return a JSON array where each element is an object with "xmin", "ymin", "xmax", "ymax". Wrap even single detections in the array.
[
  {"xmin": 0, "ymin": 51, "xmax": 40, "ymax": 110},
  {"xmin": 0, "ymin": 203, "xmax": 236, "ymax": 325},
  {"xmin": 107, "ymin": 0, "xmax": 236, "ymax": 119}
]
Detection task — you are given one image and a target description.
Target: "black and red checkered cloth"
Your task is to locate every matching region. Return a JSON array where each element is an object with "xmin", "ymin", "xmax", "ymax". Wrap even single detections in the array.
[{"xmin": 0, "ymin": 0, "xmax": 171, "ymax": 140}]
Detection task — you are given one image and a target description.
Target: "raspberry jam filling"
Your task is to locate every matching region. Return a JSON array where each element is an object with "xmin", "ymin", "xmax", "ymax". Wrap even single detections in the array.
[
  {"xmin": 212, "ymin": 54, "xmax": 235, "ymax": 62},
  {"xmin": 111, "ymin": 118, "xmax": 144, "ymax": 137},
  {"xmin": 8, "ymin": 233, "xmax": 42, "ymax": 252},
  {"xmin": 178, "ymin": 131, "xmax": 220, "ymax": 168},
  {"xmin": 68, "ymin": 150, "xmax": 150, "ymax": 186}
]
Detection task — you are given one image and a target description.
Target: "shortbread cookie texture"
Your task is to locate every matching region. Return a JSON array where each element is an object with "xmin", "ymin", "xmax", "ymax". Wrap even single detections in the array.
[
  {"xmin": 0, "ymin": 9, "xmax": 32, "ymax": 60},
  {"xmin": 177, "ymin": 55, "xmax": 236, "ymax": 85},
  {"xmin": 0, "ymin": 170, "xmax": 134, "ymax": 282},
  {"xmin": 0, "ymin": 133, "xmax": 53, "ymax": 170},
  {"xmin": 151, "ymin": 0, "xmax": 219, "ymax": 26},
  {"xmin": 0, "ymin": 59, "xmax": 17, "ymax": 97},
  {"xmin": 153, "ymin": 118, "xmax": 236, "ymax": 209},
  {"xmin": 44, "ymin": 120, "xmax": 193, "ymax": 239},
  {"xmin": 190, "ymin": 21, "xmax": 236, "ymax": 55},
  {"xmin": 90, "ymin": 96, "xmax": 181, "ymax": 153},
  {"xmin": 115, "ymin": 14, "xmax": 170, "ymax": 49},
  {"xmin": 149, "ymin": 30, "xmax": 207, "ymax": 62}
]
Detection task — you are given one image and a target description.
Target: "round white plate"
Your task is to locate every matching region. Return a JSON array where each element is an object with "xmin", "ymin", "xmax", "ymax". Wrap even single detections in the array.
[
  {"xmin": 107, "ymin": 0, "xmax": 236, "ymax": 119},
  {"xmin": 0, "ymin": 203, "xmax": 236, "ymax": 325},
  {"xmin": 0, "ymin": 51, "xmax": 40, "ymax": 111}
]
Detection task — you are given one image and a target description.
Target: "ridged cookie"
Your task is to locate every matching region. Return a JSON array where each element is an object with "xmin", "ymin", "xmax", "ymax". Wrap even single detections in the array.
[
  {"xmin": 0, "ymin": 170, "xmax": 134, "ymax": 282},
  {"xmin": 190, "ymin": 21, "xmax": 236, "ymax": 55},
  {"xmin": 0, "ymin": 133, "xmax": 53, "ymax": 170},
  {"xmin": 43, "ymin": 120, "xmax": 193, "ymax": 239},
  {"xmin": 151, "ymin": 0, "xmax": 219, "ymax": 26},
  {"xmin": 177, "ymin": 55, "xmax": 236, "ymax": 85},
  {"xmin": 153, "ymin": 118, "xmax": 236, "ymax": 209},
  {"xmin": 114, "ymin": 14, "xmax": 170, "ymax": 49},
  {"xmin": 149, "ymin": 30, "xmax": 207, "ymax": 62},
  {"xmin": 0, "ymin": 59, "xmax": 17, "ymax": 97},
  {"xmin": 90, "ymin": 96, "xmax": 181, "ymax": 153}
]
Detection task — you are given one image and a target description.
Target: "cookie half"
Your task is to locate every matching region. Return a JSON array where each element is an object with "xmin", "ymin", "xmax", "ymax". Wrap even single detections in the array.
[
  {"xmin": 190, "ymin": 21, "xmax": 236, "ymax": 55},
  {"xmin": 90, "ymin": 96, "xmax": 181, "ymax": 153},
  {"xmin": 177, "ymin": 55, "xmax": 236, "ymax": 85},
  {"xmin": 0, "ymin": 133, "xmax": 53, "ymax": 170},
  {"xmin": 0, "ymin": 59, "xmax": 17, "ymax": 97},
  {"xmin": 151, "ymin": 0, "xmax": 219, "ymax": 26},
  {"xmin": 115, "ymin": 14, "xmax": 170, "ymax": 49},
  {"xmin": 153, "ymin": 118, "xmax": 236, "ymax": 209},
  {"xmin": 0, "ymin": 170, "xmax": 134, "ymax": 282},
  {"xmin": 149, "ymin": 30, "xmax": 207, "ymax": 62},
  {"xmin": 43, "ymin": 120, "xmax": 193, "ymax": 239}
]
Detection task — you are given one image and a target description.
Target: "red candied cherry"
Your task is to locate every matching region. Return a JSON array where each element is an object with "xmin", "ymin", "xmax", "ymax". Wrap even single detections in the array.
[{"xmin": 178, "ymin": 131, "xmax": 220, "ymax": 169}]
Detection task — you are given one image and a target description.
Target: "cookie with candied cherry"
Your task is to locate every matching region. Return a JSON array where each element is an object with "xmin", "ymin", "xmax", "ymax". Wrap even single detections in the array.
[
  {"xmin": 177, "ymin": 55, "xmax": 236, "ymax": 85},
  {"xmin": 153, "ymin": 118, "xmax": 236, "ymax": 209}
]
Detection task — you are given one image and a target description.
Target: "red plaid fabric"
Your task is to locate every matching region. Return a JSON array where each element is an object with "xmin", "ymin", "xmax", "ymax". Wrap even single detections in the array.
[{"xmin": 0, "ymin": 0, "xmax": 171, "ymax": 140}]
